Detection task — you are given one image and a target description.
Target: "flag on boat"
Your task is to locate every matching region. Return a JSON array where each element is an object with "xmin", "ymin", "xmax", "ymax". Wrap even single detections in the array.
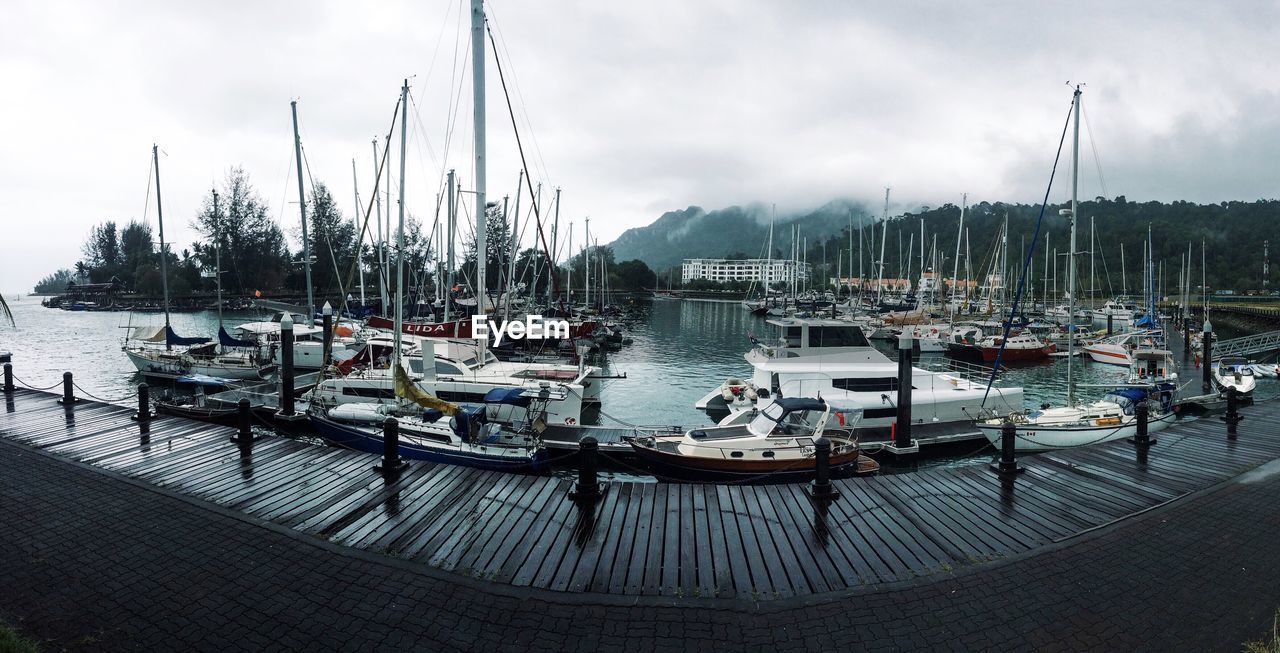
[{"xmin": 393, "ymin": 361, "xmax": 458, "ymax": 415}]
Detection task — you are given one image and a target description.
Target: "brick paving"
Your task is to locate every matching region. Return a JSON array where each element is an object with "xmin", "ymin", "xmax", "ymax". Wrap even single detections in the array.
[{"xmin": 2, "ymin": 435, "xmax": 1280, "ymax": 651}]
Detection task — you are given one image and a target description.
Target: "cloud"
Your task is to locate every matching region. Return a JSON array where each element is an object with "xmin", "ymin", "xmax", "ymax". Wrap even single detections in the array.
[{"xmin": 3, "ymin": 0, "xmax": 1279, "ymax": 293}]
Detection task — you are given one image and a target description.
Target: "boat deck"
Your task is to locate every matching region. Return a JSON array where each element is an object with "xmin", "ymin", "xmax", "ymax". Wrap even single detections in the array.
[{"xmin": 3, "ymin": 386, "xmax": 1278, "ymax": 601}]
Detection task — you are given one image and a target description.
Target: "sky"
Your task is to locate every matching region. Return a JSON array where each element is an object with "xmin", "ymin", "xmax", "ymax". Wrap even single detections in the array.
[{"xmin": 4, "ymin": 0, "xmax": 1280, "ymax": 294}]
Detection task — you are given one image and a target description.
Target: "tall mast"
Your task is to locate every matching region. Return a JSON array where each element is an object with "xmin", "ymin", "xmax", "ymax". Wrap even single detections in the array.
[
  {"xmin": 152, "ymin": 144, "xmax": 171, "ymax": 348},
  {"xmin": 373, "ymin": 139, "xmax": 386, "ymax": 311},
  {"xmin": 351, "ymin": 159, "xmax": 366, "ymax": 306},
  {"xmin": 213, "ymin": 189, "xmax": 222, "ymax": 332},
  {"xmin": 877, "ymin": 188, "xmax": 889, "ymax": 302},
  {"xmin": 471, "ymin": 0, "xmax": 487, "ymax": 317},
  {"xmin": 765, "ymin": 204, "xmax": 775, "ymax": 295},
  {"xmin": 584, "ymin": 217, "xmax": 591, "ymax": 308},
  {"xmin": 290, "ymin": 100, "xmax": 314, "ymax": 320},
  {"xmin": 505, "ymin": 169, "xmax": 523, "ymax": 320},
  {"xmin": 445, "ymin": 169, "xmax": 456, "ymax": 323},
  {"xmin": 847, "ymin": 209, "xmax": 853, "ymax": 296},
  {"xmin": 1066, "ymin": 84, "xmax": 1081, "ymax": 404},
  {"xmin": 394, "ymin": 80, "xmax": 409, "ymax": 367},
  {"xmin": 549, "ymin": 187, "xmax": 561, "ymax": 305}
]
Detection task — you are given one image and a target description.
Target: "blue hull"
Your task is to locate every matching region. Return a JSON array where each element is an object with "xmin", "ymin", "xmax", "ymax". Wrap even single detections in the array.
[{"xmin": 309, "ymin": 414, "xmax": 547, "ymax": 474}]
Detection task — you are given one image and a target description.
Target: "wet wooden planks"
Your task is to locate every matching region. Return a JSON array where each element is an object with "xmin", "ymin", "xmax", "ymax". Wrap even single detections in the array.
[{"xmin": 4, "ymin": 386, "xmax": 1280, "ymax": 600}]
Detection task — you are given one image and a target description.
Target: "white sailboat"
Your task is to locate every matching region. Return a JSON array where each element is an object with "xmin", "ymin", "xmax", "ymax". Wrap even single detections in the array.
[{"xmin": 977, "ymin": 86, "xmax": 1177, "ymax": 452}]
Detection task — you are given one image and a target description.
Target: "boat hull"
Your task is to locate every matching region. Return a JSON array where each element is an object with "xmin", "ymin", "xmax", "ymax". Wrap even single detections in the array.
[
  {"xmin": 977, "ymin": 411, "xmax": 1176, "ymax": 452},
  {"xmin": 628, "ymin": 439, "xmax": 878, "ymax": 482},
  {"xmin": 309, "ymin": 413, "xmax": 547, "ymax": 473}
]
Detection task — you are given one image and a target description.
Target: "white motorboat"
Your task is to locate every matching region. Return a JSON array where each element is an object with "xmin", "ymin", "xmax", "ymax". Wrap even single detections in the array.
[
  {"xmin": 1212, "ymin": 356, "xmax": 1257, "ymax": 398},
  {"xmin": 695, "ymin": 317, "xmax": 1025, "ymax": 439},
  {"xmin": 1082, "ymin": 330, "xmax": 1158, "ymax": 366}
]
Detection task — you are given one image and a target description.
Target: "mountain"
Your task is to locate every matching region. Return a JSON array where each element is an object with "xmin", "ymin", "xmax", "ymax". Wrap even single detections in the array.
[{"xmin": 608, "ymin": 199, "xmax": 874, "ymax": 271}]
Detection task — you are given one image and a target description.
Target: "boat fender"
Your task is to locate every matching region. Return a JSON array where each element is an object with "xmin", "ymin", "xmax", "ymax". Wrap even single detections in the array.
[
  {"xmin": 757, "ymin": 388, "xmax": 770, "ymax": 399},
  {"xmin": 565, "ymin": 417, "xmax": 576, "ymax": 425}
]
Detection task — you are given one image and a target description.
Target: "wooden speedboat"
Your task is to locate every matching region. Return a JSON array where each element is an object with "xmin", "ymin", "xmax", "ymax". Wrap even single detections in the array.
[{"xmin": 630, "ymin": 398, "xmax": 878, "ymax": 482}]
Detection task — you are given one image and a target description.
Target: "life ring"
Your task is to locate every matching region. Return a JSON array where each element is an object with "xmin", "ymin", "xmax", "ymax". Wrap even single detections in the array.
[{"xmin": 565, "ymin": 417, "xmax": 577, "ymax": 425}]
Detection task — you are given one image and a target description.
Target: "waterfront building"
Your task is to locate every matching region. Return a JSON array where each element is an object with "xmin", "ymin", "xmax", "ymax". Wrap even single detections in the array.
[{"xmin": 681, "ymin": 258, "xmax": 810, "ymax": 285}]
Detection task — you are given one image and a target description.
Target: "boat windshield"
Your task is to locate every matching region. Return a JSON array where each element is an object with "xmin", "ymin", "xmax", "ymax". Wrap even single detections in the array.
[
  {"xmin": 1102, "ymin": 392, "xmax": 1137, "ymax": 416},
  {"xmin": 748, "ymin": 403, "xmax": 814, "ymax": 436}
]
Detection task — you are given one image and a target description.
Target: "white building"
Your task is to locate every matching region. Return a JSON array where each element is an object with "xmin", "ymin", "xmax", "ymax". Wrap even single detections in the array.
[{"xmin": 682, "ymin": 258, "xmax": 810, "ymax": 285}]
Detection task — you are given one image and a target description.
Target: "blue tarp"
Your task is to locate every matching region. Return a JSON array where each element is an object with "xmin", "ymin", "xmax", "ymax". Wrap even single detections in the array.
[
  {"xmin": 166, "ymin": 326, "xmax": 211, "ymax": 347},
  {"xmin": 421, "ymin": 408, "xmax": 444, "ymax": 423},
  {"xmin": 774, "ymin": 397, "xmax": 826, "ymax": 412},
  {"xmin": 450, "ymin": 405, "xmax": 487, "ymax": 440},
  {"xmin": 483, "ymin": 387, "xmax": 531, "ymax": 407},
  {"xmin": 218, "ymin": 326, "xmax": 258, "ymax": 349},
  {"xmin": 1134, "ymin": 314, "xmax": 1156, "ymax": 327}
]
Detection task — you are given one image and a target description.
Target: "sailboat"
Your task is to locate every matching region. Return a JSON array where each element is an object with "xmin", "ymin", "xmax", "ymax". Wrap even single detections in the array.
[
  {"xmin": 123, "ymin": 145, "xmax": 212, "ymax": 377},
  {"xmin": 976, "ymin": 86, "xmax": 1177, "ymax": 451}
]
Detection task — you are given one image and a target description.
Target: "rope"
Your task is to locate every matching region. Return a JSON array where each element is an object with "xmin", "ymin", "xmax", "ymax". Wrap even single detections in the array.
[
  {"xmin": 71, "ymin": 381, "xmax": 139, "ymax": 404},
  {"xmin": 11, "ymin": 375, "xmax": 64, "ymax": 392}
]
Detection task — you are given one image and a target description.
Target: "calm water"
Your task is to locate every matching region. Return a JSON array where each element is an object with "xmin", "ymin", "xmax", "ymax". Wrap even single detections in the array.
[{"xmin": 3, "ymin": 294, "xmax": 1274, "ymax": 467}]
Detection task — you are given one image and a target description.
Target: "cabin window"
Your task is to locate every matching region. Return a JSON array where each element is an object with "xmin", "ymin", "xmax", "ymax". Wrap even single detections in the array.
[
  {"xmin": 761, "ymin": 451, "xmax": 775, "ymax": 458},
  {"xmin": 435, "ymin": 360, "xmax": 465, "ymax": 375},
  {"xmin": 782, "ymin": 327, "xmax": 803, "ymax": 348},
  {"xmin": 342, "ymin": 387, "xmax": 394, "ymax": 399},
  {"xmin": 730, "ymin": 451, "xmax": 744, "ymax": 458},
  {"xmin": 809, "ymin": 326, "xmax": 870, "ymax": 348},
  {"xmin": 832, "ymin": 377, "xmax": 900, "ymax": 392}
]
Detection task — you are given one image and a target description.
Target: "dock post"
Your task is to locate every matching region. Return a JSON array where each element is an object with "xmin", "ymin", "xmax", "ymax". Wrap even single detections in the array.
[
  {"xmin": 133, "ymin": 383, "xmax": 152, "ymax": 422},
  {"xmin": 376, "ymin": 417, "xmax": 408, "ymax": 476},
  {"xmin": 1223, "ymin": 387, "xmax": 1242, "ymax": 440},
  {"xmin": 234, "ymin": 398, "xmax": 253, "ymax": 445},
  {"xmin": 58, "ymin": 371, "xmax": 77, "ymax": 406},
  {"xmin": 808, "ymin": 436, "xmax": 839, "ymax": 501},
  {"xmin": 279, "ymin": 312, "xmax": 296, "ymax": 417},
  {"xmin": 1128, "ymin": 401, "xmax": 1154, "ymax": 448},
  {"xmin": 990, "ymin": 421, "xmax": 1023, "ymax": 479},
  {"xmin": 3, "ymin": 363, "xmax": 12, "ymax": 394},
  {"xmin": 570, "ymin": 436, "xmax": 602, "ymax": 503},
  {"xmin": 321, "ymin": 301, "xmax": 333, "ymax": 369},
  {"xmin": 1183, "ymin": 318, "xmax": 1191, "ymax": 354},
  {"xmin": 1107, "ymin": 313, "xmax": 1113, "ymax": 336},
  {"xmin": 1201, "ymin": 319, "xmax": 1213, "ymax": 392},
  {"xmin": 886, "ymin": 334, "xmax": 918, "ymax": 455}
]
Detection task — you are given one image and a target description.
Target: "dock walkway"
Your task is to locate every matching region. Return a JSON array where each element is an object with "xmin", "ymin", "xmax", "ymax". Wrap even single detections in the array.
[{"xmin": 3, "ymin": 387, "xmax": 1280, "ymax": 604}]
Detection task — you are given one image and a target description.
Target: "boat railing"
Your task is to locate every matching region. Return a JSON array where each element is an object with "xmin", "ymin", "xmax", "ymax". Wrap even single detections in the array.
[{"xmin": 916, "ymin": 358, "xmax": 1008, "ymax": 386}]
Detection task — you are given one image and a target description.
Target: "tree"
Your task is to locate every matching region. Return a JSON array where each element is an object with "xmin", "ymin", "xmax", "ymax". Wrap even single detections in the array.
[
  {"xmin": 192, "ymin": 167, "xmax": 289, "ymax": 293},
  {"xmin": 33, "ymin": 269, "xmax": 77, "ymax": 293},
  {"xmin": 611, "ymin": 259, "xmax": 656, "ymax": 290},
  {"xmin": 120, "ymin": 221, "xmax": 154, "ymax": 284},
  {"xmin": 484, "ymin": 202, "xmax": 511, "ymax": 287},
  {"xmin": 304, "ymin": 182, "xmax": 357, "ymax": 296},
  {"xmin": 82, "ymin": 221, "xmax": 121, "ymax": 280}
]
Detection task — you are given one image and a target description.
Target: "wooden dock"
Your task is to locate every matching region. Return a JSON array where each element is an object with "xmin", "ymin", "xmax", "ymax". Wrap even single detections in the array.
[{"xmin": 3, "ymin": 386, "xmax": 1279, "ymax": 601}]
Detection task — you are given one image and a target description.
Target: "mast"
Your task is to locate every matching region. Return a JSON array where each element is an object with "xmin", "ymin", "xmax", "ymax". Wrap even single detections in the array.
[
  {"xmin": 372, "ymin": 140, "xmax": 388, "ymax": 310},
  {"xmin": 394, "ymin": 80, "xmax": 409, "ymax": 367},
  {"xmin": 584, "ymin": 217, "xmax": 591, "ymax": 308},
  {"xmin": 445, "ymin": 169, "xmax": 456, "ymax": 323},
  {"xmin": 213, "ymin": 189, "xmax": 222, "ymax": 332},
  {"xmin": 847, "ymin": 209, "xmax": 853, "ymax": 297},
  {"xmin": 1089, "ymin": 216, "xmax": 1096, "ymax": 304},
  {"xmin": 765, "ymin": 204, "xmax": 775, "ymax": 296},
  {"xmin": 351, "ymin": 159, "xmax": 366, "ymax": 306},
  {"xmin": 1066, "ymin": 84, "xmax": 1081, "ymax": 404},
  {"xmin": 471, "ymin": 0, "xmax": 487, "ymax": 318},
  {"xmin": 290, "ymin": 100, "xmax": 315, "ymax": 320},
  {"xmin": 549, "ymin": 187, "xmax": 561, "ymax": 306},
  {"xmin": 1121, "ymin": 243, "xmax": 1126, "ymax": 297},
  {"xmin": 152, "ymin": 144, "xmax": 171, "ymax": 348},
  {"xmin": 505, "ymin": 169, "xmax": 523, "ymax": 320},
  {"xmin": 877, "ymin": 188, "xmax": 889, "ymax": 303}
]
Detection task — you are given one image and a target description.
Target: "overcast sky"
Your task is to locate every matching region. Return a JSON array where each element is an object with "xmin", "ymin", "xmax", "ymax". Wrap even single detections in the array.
[{"xmin": 4, "ymin": 0, "xmax": 1279, "ymax": 293}]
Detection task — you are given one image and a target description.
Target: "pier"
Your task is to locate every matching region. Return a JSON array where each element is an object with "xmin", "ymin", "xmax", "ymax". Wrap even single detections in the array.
[{"xmin": 4, "ymin": 378, "xmax": 1280, "ymax": 601}]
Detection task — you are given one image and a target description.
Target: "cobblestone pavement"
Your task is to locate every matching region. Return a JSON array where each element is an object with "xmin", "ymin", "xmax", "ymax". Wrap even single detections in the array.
[{"xmin": 2, "ymin": 436, "xmax": 1279, "ymax": 652}]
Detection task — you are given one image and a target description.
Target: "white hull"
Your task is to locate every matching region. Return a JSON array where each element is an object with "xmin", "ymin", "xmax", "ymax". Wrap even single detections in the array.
[
  {"xmin": 1083, "ymin": 343, "xmax": 1132, "ymax": 366},
  {"xmin": 309, "ymin": 375, "xmax": 587, "ymax": 425},
  {"xmin": 977, "ymin": 411, "xmax": 1176, "ymax": 452}
]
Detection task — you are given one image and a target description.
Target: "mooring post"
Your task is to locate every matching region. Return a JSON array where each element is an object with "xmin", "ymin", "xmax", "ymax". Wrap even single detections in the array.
[
  {"xmin": 1106, "ymin": 313, "xmax": 1114, "ymax": 336},
  {"xmin": 2, "ymin": 363, "xmax": 12, "ymax": 394},
  {"xmin": 1129, "ymin": 401, "xmax": 1153, "ymax": 448},
  {"xmin": 570, "ymin": 436, "xmax": 601, "ymax": 503},
  {"xmin": 887, "ymin": 333, "xmax": 917, "ymax": 454},
  {"xmin": 321, "ymin": 301, "xmax": 333, "ymax": 369},
  {"xmin": 1182, "ymin": 318, "xmax": 1191, "ymax": 354},
  {"xmin": 134, "ymin": 383, "xmax": 152, "ymax": 422},
  {"xmin": 234, "ymin": 398, "xmax": 252, "ymax": 445},
  {"xmin": 991, "ymin": 420, "xmax": 1023, "ymax": 479},
  {"xmin": 376, "ymin": 417, "xmax": 407, "ymax": 476},
  {"xmin": 59, "ymin": 371, "xmax": 75, "ymax": 406},
  {"xmin": 1202, "ymin": 319, "xmax": 1213, "ymax": 392},
  {"xmin": 279, "ymin": 312, "xmax": 296, "ymax": 417},
  {"xmin": 1224, "ymin": 386, "xmax": 1242, "ymax": 440},
  {"xmin": 809, "ymin": 436, "xmax": 838, "ymax": 500}
]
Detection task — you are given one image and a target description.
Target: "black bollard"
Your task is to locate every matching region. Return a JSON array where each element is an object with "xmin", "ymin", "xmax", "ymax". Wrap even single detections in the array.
[
  {"xmin": 1107, "ymin": 313, "xmax": 1114, "ymax": 336},
  {"xmin": 809, "ymin": 436, "xmax": 839, "ymax": 500},
  {"xmin": 889, "ymin": 334, "xmax": 916, "ymax": 453},
  {"xmin": 133, "ymin": 383, "xmax": 152, "ymax": 422},
  {"xmin": 1223, "ymin": 387, "xmax": 1242, "ymax": 440},
  {"xmin": 376, "ymin": 417, "xmax": 407, "ymax": 476},
  {"xmin": 3, "ymin": 363, "xmax": 12, "ymax": 394},
  {"xmin": 235, "ymin": 398, "xmax": 252, "ymax": 445},
  {"xmin": 570, "ymin": 436, "xmax": 601, "ymax": 503},
  {"xmin": 990, "ymin": 421, "xmax": 1023, "ymax": 478},
  {"xmin": 321, "ymin": 301, "xmax": 333, "ymax": 369},
  {"xmin": 279, "ymin": 313, "xmax": 296, "ymax": 417},
  {"xmin": 59, "ymin": 371, "xmax": 76, "ymax": 406},
  {"xmin": 1128, "ymin": 401, "xmax": 1154, "ymax": 448},
  {"xmin": 1202, "ymin": 319, "xmax": 1213, "ymax": 392}
]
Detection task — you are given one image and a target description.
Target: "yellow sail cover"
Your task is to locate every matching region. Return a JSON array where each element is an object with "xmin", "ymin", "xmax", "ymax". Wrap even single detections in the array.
[{"xmin": 394, "ymin": 362, "xmax": 459, "ymax": 416}]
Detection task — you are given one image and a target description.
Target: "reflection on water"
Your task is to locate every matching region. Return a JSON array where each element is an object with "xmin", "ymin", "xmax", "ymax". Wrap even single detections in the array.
[{"xmin": 3, "ymin": 294, "xmax": 1275, "ymax": 479}]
